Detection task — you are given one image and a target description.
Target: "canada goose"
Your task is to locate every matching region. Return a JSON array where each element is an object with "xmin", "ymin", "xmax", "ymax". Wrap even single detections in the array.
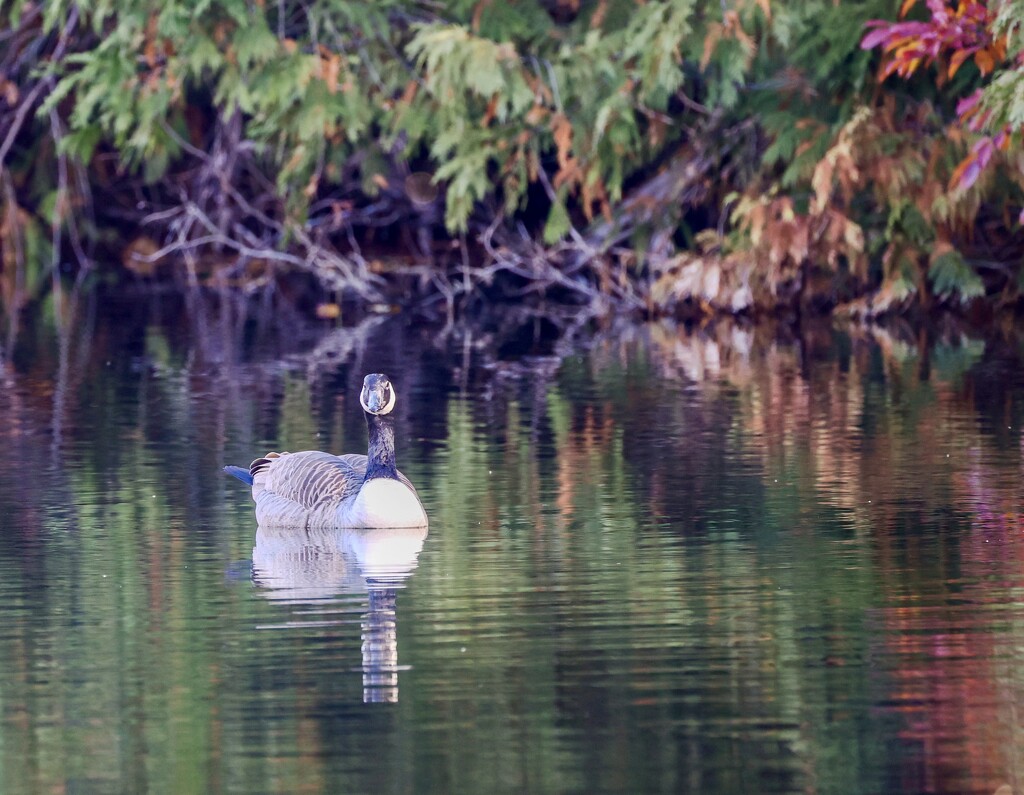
[{"xmin": 224, "ymin": 373, "xmax": 428, "ymax": 528}]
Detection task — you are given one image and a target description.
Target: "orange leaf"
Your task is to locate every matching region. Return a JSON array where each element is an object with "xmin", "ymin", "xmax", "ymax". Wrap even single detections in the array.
[
  {"xmin": 974, "ymin": 48, "xmax": 995, "ymax": 75},
  {"xmin": 525, "ymin": 104, "xmax": 548, "ymax": 125},
  {"xmin": 902, "ymin": 56, "xmax": 923, "ymax": 77},
  {"xmin": 324, "ymin": 55, "xmax": 340, "ymax": 93},
  {"xmin": 471, "ymin": 0, "xmax": 490, "ymax": 32},
  {"xmin": 734, "ymin": 26, "xmax": 757, "ymax": 62},
  {"xmin": 399, "ymin": 80, "xmax": 418, "ymax": 105},
  {"xmin": 1, "ymin": 78, "xmax": 19, "ymax": 105},
  {"xmin": 553, "ymin": 157, "xmax": 583, "ymax": 190},
  {"xmin": 794, "ymin": 140, "xmax": 814, "ymax": 157},
  {"xmin": 551, "ymin": 113, "xmax": 573, "ymax": 170},
  {"xmin": 701, "ymin": 24, "xmax": 722, "ymax": 70},
  {"xmin": 144, "ymin": 13, "xmax": 159, "ymax": 68},
  {"xmin": 481, "ymin": 94, "xmax": 499, "ymax": 128},
  {"xmin": 880, "ymin": 60, "xmax": 901, "ymax": 81},
  {"xmin": 884, "ymin": 36, "xmax": 911, "ymax": 54},
  {"xmin": 949, "ymin": 155, "xmax": 977, "ymax": 192},
  {"xmin": 948, "ymin": 49, "xmax": 971, "ymax": 79}
]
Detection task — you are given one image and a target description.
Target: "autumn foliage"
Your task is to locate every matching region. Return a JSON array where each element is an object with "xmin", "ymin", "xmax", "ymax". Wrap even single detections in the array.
[
  {"xmin": 862, "ymin": 0, "xmax": 1021, "ymax": 198},
  {"xmin": 861, "ymin": 0, "xmax": 1005, "ymax": 83},
  {"xmin": 0, "ymin": 0, "xmax": 1022, "ymax": 318}
]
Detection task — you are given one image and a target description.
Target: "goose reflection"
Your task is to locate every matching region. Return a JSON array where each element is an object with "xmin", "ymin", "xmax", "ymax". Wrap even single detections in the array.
[{"xmin": 251, "ymin": 524, "xmax": 428, "ymax": 703}]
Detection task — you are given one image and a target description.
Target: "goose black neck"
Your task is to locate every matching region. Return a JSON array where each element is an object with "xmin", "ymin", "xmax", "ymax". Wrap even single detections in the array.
[{"xmin": 364, "ymin": 412, "xmax": 399, "ymax": 481}]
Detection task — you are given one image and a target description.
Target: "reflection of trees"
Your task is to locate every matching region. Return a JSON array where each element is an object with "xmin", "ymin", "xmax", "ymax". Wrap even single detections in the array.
[
  {"xmin": 627, "ymin": 320, "xmax": 1024, "ymax": 794},
  {"xmin": 878, "ymin": 458, "xmax": 1024, "ymax": 794},
  {"xmin": 1, "ymin": 296, "xmax": 1023, "ymax": 793},
  {"xmin": 416, "ymin": 318, "xmax": 1023, "ymax": 793}
]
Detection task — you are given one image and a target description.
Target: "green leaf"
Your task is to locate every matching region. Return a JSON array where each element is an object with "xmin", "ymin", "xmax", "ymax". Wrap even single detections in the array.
[
  {"xmin": 929, "ymin": 250, "xmax": 985, "ymax": 302},
  {"xmin": 543, "ymin": 193, "xmax": 571, "ymax": 244},
  {"xmin": 58, "ymin": 126, "xmax": 102, "ymax": 163}
]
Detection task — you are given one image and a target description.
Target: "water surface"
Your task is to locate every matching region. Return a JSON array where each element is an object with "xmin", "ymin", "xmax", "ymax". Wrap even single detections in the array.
[{"xmin": 0, "ymin": 293, "xmax": 1022, "ymax": 794}]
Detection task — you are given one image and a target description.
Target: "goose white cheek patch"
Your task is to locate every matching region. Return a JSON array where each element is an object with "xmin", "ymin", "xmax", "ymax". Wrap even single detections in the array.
[{"xmin": 360, "ymin": 385, "xmax": 397, "ymax": 415}]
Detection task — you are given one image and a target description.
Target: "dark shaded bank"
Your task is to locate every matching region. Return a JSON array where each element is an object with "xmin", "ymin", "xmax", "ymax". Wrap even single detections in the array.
[{"xmin": 5, "ymin": 281, "xmax": 1024, "ymax": 384}]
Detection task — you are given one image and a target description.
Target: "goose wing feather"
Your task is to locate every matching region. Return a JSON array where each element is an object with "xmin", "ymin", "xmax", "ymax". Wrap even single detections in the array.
[
  {"xmin": 252, "ymin": 451, "xmax": 364, "ymax": 509},
  {"xmin": 250, "ymin": 450, "xmax": 420, "ymax": 510}
]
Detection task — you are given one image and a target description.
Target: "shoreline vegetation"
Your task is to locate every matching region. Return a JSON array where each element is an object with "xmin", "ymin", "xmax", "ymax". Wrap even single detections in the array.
[{"xmin": 1, "ymin": 0, "xmax": 1022, "ymax": 324}]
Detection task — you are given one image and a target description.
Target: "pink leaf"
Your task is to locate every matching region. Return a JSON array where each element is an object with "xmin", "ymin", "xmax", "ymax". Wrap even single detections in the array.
[
  {"xmin": 955, "ymin": 89, "xmax": 983, "ymax": 118},
  {"xmin": 973, "ymin": 137, "xmax": 995, "ymax": 165},
  {"xmin": 957, "ymin": 158, "xmax": 983, "ymax": 191},
  {"xmin": 861, "ymin": 26, "xmax": 895, "ymax": 50}
]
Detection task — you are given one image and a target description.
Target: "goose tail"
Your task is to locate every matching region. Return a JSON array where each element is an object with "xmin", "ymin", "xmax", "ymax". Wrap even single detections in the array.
[{"xmin": 223, "ymin": 465, "xmax": 254, "ymax": 486}]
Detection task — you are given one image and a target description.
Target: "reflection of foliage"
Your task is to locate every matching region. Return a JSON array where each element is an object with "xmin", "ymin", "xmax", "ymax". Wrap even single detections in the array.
[{"xmin": 1, "ymin": 305, "xmax": 1024, "ymax": 792}]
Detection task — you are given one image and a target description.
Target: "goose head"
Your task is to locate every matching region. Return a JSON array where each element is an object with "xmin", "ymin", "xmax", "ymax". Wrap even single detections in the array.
[{"xmin": 360, "ymin": 373, "xmax": 397, "ymax": 416}]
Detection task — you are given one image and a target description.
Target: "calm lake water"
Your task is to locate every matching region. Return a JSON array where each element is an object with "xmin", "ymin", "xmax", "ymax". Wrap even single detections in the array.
[{"xmin": 0, "ymin": 291, "xmax": 1022, "ymax": 795}]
